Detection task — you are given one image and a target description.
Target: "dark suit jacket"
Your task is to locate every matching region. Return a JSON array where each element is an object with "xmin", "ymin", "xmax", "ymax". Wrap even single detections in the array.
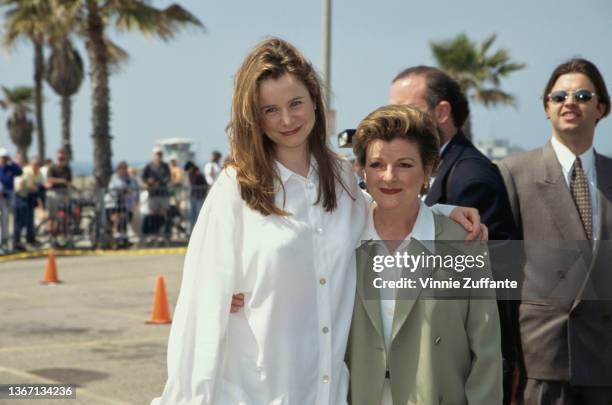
[
  {"xmin": 425, "ymin": 130, "xmax": 517, "ymax": 241},
  {"xmin": 425, "ymin": 130, "xmax": 519, "ymax": 404},
  {"xmin": 498, "ymin": 141, "xmax": 612, "ymax": 386}
]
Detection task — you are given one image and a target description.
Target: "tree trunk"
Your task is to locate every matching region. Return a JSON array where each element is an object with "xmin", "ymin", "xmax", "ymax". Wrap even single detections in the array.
[
  {"xmin": 33, "ymin": 39, "xmax": 46, "ymax": 160},
  {"xmin": 61, "ymin": 95, "xmax": 72, "ymax": 161},
  {"xmin": 86, "ymin": 0, "xmax": 112, "ymax": 189}
]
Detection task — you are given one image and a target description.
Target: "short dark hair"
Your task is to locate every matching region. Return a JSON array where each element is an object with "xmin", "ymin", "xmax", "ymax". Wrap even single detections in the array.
[
  {"xmin": 353, "ymin": 104, "xmax": 440, "ymax": 194},
  {"xmin": 393, "ymin": 66, "xmax": 470, "ymax": 129},
  {"xmin": 184, "ymin": 161, "xmax": 196, "ymax": 171},
  {"xmin": 542, "ymin": 58, "xmax": 611, "ymax": 121}
]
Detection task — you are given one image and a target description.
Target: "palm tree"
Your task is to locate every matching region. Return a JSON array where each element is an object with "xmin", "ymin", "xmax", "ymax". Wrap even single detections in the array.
[
  {"xmin": 44, "ymin": 38, "xmax": 84, "ymax": 161},
  {"xmin": 0, "ymin": 0, "xmax": 55, "ymax": 160},
  {"xmin": 430, "ymin": 33, "xmax": 526, "ymax": 140},
  {"xmin": 0, "ymin": 86, "xmax": 35, "ymax": 160},
  {"xmin": 51, "ymin": 0, "xmax": 204, "ymax": 188}
]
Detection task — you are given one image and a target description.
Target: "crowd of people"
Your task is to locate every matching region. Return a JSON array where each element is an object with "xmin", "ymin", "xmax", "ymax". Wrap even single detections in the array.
[
  {"xmin": 0, "ymin": 146, "xmax": 225, "ymax": 253},
  {"xmin": 150, "ymin": 38, "xmax": 611, "ymax": 405}
]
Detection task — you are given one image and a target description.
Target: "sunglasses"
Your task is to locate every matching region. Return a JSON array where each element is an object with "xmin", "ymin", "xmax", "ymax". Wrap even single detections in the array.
[{"xmin": 547, "ymin": 89, "xmax": 597, "ymax": 104}]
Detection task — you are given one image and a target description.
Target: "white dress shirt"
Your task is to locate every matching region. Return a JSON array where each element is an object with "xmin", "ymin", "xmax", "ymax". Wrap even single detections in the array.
[
  {"xmin": 360, "ymin": 200, "xmax": 436, "ymax": 405},
  {"xmin": 153, "ymin": 158, "xmax": 367, "ymax": 405},
  {"xmin": 152, "ymin": 158, "xmax": 455, "ymax": 405},
  {"xmin": 551, "ymin": 136, "xmax": 599, "ymax": 239}
]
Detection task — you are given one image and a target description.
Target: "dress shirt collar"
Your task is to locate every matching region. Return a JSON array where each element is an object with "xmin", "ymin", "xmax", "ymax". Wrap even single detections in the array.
[
  {"xmin": 439, "ymin": 140, "xmax": 450, "ymax": 157},
  {"xmin": 551, "ymin": 135, "xmax": 595, "ymax": 178},
  {"xmin": 275, "ymin": 156, "xmax": 319, "ymax": 185},
  {"xmin": 363, "ymin": 199, "xmax": 435, "ymax": 244}
]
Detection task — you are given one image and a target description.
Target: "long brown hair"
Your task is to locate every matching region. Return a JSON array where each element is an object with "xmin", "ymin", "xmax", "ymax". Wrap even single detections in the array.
[{"xmin": 228, "ymin": 37, "xmax": 344, "ymax": 216}]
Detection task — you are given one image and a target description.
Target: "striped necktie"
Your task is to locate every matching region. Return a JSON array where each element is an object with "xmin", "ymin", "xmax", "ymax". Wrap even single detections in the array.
[{"xmin": 570, "ymin": 157, "xmax": 592, "ymax": 239}]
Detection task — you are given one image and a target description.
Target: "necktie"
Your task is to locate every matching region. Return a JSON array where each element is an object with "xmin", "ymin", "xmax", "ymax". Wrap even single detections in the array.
[{"xmin": 570, "ymin": 157, "xmax": 592, "ymax": 239}]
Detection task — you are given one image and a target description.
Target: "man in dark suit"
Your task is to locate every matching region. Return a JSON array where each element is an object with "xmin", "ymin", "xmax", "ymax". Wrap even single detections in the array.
[
  {"xmin": 390, "ymin": 66, "xmax": 516, "ymax": 241},
  {"xmin": 390, "ymin": 66, "xmax": 518, "ymax": 404},
  {"xmin": 498, "ymin": 58, "xmax": 612, "ymax": 405}
]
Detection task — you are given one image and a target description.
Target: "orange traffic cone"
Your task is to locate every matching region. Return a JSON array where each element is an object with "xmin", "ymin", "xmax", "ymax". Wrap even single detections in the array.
[
  {"xmin": 42, "ymin": 249, "xmax": 61, "ymax": 284},
  {"xmin": 146, "ymin": 275, "xmax": 172, "ymax": 324}
]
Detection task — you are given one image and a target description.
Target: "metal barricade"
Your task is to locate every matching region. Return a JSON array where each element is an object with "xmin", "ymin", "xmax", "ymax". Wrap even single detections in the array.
[{"xmin": 1, "ymin": 183, "xmax": 210, "ymax": 255}]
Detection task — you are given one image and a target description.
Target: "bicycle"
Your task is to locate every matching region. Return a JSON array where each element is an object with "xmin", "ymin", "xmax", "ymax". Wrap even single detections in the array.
[{"xmin": 35, "ymin": 193, "xmax": 95, "ymax": 249}]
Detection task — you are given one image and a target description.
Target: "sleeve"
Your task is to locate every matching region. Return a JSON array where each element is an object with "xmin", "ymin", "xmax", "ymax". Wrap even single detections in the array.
[
  {"xmin": 204, "ymin": 163, "xmax": 214, "ymax": 185},
  {"xmin": 430, "ymin": 204, "xmax": 456, "ymax": 217},
  {"xmin": 142, "ymin": 165, "xmax": 150, "ymax": 182},
  {"xmin": 463, "ymin": 244, "xmax": 503, "ymax": 405},
  {"xmin": 447, "ymin": 159, "xmax": 517, "ymax": 240},
  {"xmin": 162, "ymin": 164, "xmax": 171, "ymax": 184},
  {"xmin": 14, "ymin": 174, "xmax": 25, "ymax": 194},
  {"xmin": 152, "ymin": 170, "xmax": 243, "ymax": 405}
]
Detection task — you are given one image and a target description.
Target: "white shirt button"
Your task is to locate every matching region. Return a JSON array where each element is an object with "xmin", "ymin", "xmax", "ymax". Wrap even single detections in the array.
[
  {"xmin": 322, "ymin": 326, "xmax": 329, "ymax": 334},
  {"xmin": 319, "ymin": 277, "xmax": 327, "ymax": 285},
  {"xmin": 322, "ymin": 375, "xmax": 330, "ymax": 383},
  {"xmin": 315, "ymin": 227, "xmax": 323, "ymax": 234},
  {"xmin": 307, "ymin": 182, "xmax": 315, "ymax": 189}
]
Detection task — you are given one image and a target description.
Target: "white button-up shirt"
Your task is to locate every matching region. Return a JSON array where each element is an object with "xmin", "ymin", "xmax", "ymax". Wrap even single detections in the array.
[{"xmin": 153, "ymin": 159, "xmax": 367, "ymax": 405}]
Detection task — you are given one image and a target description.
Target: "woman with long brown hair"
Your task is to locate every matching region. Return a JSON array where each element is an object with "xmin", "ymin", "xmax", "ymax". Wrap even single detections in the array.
[{"xmin": 153, "ymin": 38, "xmax": 482, "ymax": 405}]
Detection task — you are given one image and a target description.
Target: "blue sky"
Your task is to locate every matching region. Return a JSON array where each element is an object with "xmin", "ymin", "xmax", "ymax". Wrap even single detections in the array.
[{"xmin": 1, "ymin": 0, "xmax": 612, "ymax": 168}]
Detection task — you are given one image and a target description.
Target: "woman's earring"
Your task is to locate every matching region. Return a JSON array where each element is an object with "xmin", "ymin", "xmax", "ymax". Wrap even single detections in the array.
[{"xmin": 421, "ymin": 179, "xmax": 430, "ymax": 195}]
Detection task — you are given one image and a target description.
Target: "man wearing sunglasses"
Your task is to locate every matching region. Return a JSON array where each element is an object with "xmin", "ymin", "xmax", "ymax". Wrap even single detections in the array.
[{"xmin": 499, "ymin": 59, "xmax": 612, "ymax": 404}]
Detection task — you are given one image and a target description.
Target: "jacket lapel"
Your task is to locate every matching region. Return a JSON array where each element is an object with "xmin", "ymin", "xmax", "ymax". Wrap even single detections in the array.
[
  {"xmin": 571, "ymin": 152, "xmax": 612, "ymax": 310},
  {"xmin": 594, "ymin": 153, "xmax": 612, "ymax": 241},
  {"xmin": 537, "ymin": 142, "xmax": 589, "ymax": 241},
  {"xmin": 390, "ymin": 228, "xmax": 441, "ymax": 343},
  {"xmin": 355, "ymin": 242, "xmax": 384, "ymax": 340}
]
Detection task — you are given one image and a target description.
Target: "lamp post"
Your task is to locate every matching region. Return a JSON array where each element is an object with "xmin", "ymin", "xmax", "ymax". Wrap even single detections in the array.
[{"xmin": 322, "ymin": 0, "xmax": 335, "ymax": 136}]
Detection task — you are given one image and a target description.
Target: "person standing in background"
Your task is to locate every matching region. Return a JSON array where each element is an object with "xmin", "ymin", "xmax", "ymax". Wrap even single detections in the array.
[
  {"xmin": 203, "ymin": 150, "xmax": 222, "ymax": 186},
  {"xmin": 13, "ymin": 157, "xmax": 44, "ymax": 251},
  {"xmin": 0, "ymin": 148, "xmax": 23, "ymax": 252},
  {"xmin": 499, "ymin": 58, "xmax": 612, "ymax": 405},
  {"xmin": 184, "ymin": 161, "xmax": 207, "ymax": 230}
]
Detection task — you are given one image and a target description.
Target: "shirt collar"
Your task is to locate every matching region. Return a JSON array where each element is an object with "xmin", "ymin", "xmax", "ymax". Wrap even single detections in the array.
[
  {"xmin": 439, "ymin": 140, "xmax": 450, "ymax": 156},
  {"xmin": 362, "ymin": 199, "xmax": 435, "ymax": 243},
  {"xmin": 551, "ymin": 136, "xmax": 595, "ymax": 176},
  {"xmin": 275, "ymin": 157, "xmax": 319, "ymax": 185}
]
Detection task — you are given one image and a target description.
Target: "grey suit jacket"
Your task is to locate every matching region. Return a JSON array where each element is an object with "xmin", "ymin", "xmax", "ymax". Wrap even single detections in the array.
[{"xmin": 498, "ymin": 141, "xmax": 612, "ymax": 386}]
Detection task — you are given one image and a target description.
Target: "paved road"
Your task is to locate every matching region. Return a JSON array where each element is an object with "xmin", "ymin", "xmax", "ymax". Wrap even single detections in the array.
[{"xmin": 0, "ymin": 253, "xmax": 185, "ymax": 405}]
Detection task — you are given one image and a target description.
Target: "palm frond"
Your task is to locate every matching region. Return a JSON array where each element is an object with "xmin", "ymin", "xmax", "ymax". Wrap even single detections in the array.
[
  {"xmin": 430, "ymin": 32, "xmax": 525, "ymax": 112},
  {"xmin": 472, "ymin": 88, "xmax": 517, "ymax": 107}
]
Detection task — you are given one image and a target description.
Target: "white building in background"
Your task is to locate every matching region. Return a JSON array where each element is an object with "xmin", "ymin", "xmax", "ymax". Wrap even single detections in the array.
[
  {"xmin": 155, "ymin": 138, "xmax": 196, "ymax": 167},
  {"xmin": 475, "ymin": 137, "xmax": 524, "ymax": 162}
]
